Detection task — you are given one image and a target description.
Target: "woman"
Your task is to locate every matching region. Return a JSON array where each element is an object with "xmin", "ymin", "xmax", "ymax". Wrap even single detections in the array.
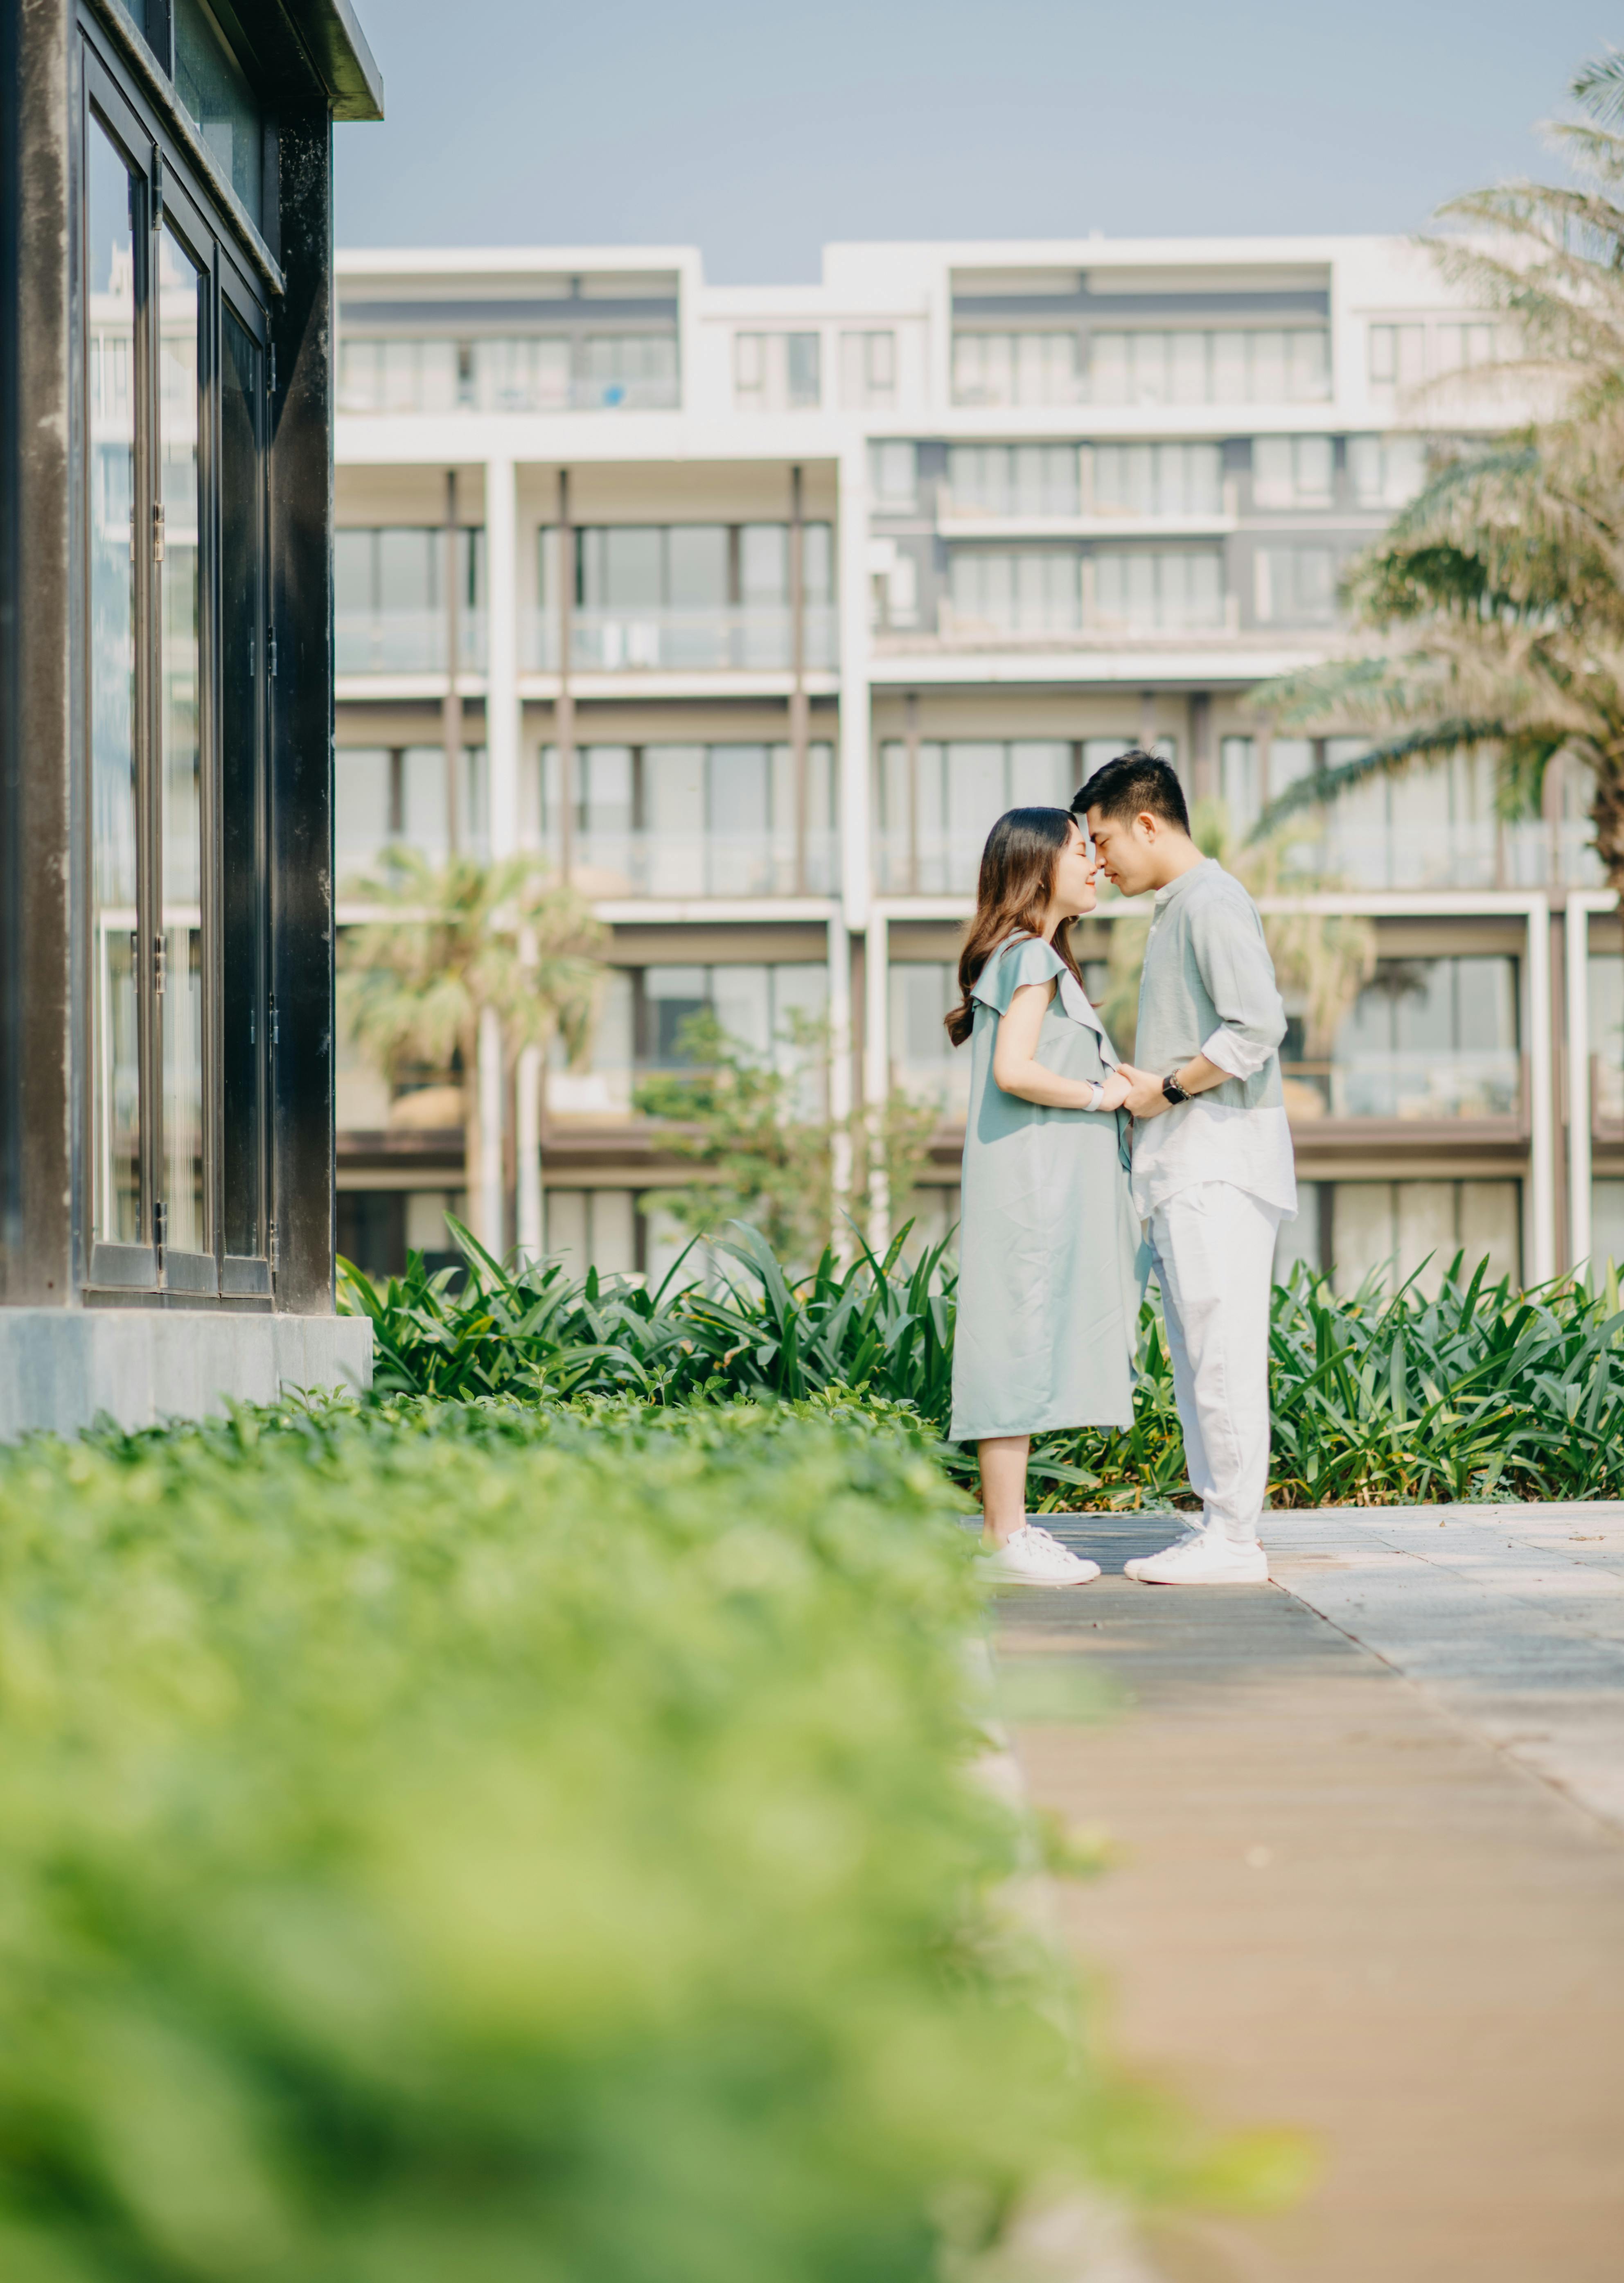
[{"xmin": 946, "ymin": 808, "xmax": 1145, "ymax": 1586}]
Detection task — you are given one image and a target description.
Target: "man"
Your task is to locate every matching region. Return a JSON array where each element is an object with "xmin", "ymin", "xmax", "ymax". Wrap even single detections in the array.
[{"xmin": 1074, "ymin": 751, "xmax": 1294, "ymax": 1585}]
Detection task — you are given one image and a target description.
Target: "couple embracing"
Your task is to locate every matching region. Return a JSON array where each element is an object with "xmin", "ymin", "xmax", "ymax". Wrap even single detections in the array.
[{"xmin": 948, "ymin": 750, "xmax": 1294, "ymax": 1589}]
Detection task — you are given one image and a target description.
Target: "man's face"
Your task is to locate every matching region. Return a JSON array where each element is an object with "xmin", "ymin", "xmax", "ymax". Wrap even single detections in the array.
[{"xmin": 1085, "ymin": 805, "xmax": 1161, "ymax": 897}]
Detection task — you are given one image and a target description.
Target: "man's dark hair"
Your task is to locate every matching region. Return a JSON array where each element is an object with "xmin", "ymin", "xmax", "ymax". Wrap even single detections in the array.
[{"xmin": 1071, "ymin": 749, "xmax": 1190, "ymax": 835}]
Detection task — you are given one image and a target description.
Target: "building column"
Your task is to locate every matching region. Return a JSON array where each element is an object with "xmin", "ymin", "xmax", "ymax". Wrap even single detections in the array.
[
  {"xmin": 1567, "ymin": 896, "xmax": 1595, "ymax": 1275},
  {"xmin": 863, "ymin": 909, "xmax": 891, "ymax": 1254},
  {"xmin": 1525, "ymin": 900, "xmax": 1556, "ymax": 1283},
  {"xmin": 482, "ymin": 456, "xmax": 521, "ymax": 1257},
  {"xmin": 485, "ymin": 454, "xmax": 520, "ymax": 859},
  {"xmin": 826, "ymin": 913, "xmax": 853, "ymax": 1253}
]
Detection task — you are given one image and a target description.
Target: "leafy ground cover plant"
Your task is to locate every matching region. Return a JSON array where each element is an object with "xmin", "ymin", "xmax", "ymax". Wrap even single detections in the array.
[
  {"xmin": 340, "ymin": 1227, "xmax": 1624, "ymax": 1507},
  {"xmin": 0, "ymin": 1399, "xmax": 1276, "ymax": 2279}
]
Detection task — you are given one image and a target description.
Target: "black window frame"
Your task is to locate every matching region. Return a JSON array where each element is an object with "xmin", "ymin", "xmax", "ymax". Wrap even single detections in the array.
[{"xmin": 76, "ymin": 22, "xmax": 274, "ymax": 1302}]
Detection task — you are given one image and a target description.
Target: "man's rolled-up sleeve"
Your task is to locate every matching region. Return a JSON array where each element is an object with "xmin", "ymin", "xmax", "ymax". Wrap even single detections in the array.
[{"xmin": 1189, "ymin": 894, "xmax": 1286, "ymax": 1081}]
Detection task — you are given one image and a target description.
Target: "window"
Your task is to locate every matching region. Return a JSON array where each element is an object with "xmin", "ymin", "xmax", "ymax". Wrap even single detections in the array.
[
  {"xmin": 1254, "ymin": 545, "xmax": 1338, "ymax": 625},
  {"xmin": 841, "ymin": 330, "xmax": 896, "ymax": 408},
  {"xmin": 868, "ymin": 441, "xmax": 918, "ymax": 511},
  {"xmin": 889, "ymin": 963, "xmax": 969, "ymax": 1115},
  {"xmin": 1088, "ymin": 329, "xmax": 1329, "ymax": 405},
  {"xmin": 544, "ymin": 1189, "xmax": 639, "ymax": 1279},
  {"xmin": 877, "ymin": 740, "xmax": 1074, "ymax": 892},
  {"xmin": 1218, "ymin": 735, "xmax": 1262, "ymax": 836},
  {"xmin": 172, "ymin": 0, "xmax": 263, "ymax": 225},
  {"xmin": 1590, "ymin": 955, "xmax": 1624, "ymax": 1126},
  {"xmin": 1348, "ymin": 433, "xmax": 1428, "ymax": 508},
  {"xmin": 1087, "ymin": 442, "xmax": 1223, "ymax": 517},
  {"xmin": 334, "ymin": 745, "xmax": 490, "ymax": 878},
  {"xmin": 531, "ymin": 743, "xmax": 837, "ymax": 898},
  {"xmin": 1311, "ymin": 957, "xmax": 1521, "ymax": 1121},
  {"xmin": 1093, "ymin": 549, "xmax": 1225, "ymax": 632},
  {"xmin": 336, "ymin": 329, "xmax": 679, "ymax": 413},
  {"xmin": 542, "ymin": 521, "xmax": 834, "ymax": 670},
  {"xmin": 1369, "ymin": 323, "xmax": 1426, "ymax": 390},
  {"xmin": 83, "ymin": 72, "xmax": 274, "ymax": 1288},
  {"xmin": 334, "ymin": 526, "xmax": 485, "ymax": 672},
  {"xmin": 947, "ymin": 552, "xmax": 1081, "ymax": 636},
  {"xmin": 951, "ymin": 332, "xmax": 1080, "ymax": 407},
  {"xmin": 947, "ymin": 444, "xmax": 1080, "ymax": 516},
  {"xmin": 734, "ymin": 331, "xmax": 821, "ymax": 411},
  {"xmin": 1436, "ymin": 323, "xmax": 1497, "ymax": 372},
  {"xmin": 1252, "ymin": 435, "xmax": 1335, "ymax": 508}
]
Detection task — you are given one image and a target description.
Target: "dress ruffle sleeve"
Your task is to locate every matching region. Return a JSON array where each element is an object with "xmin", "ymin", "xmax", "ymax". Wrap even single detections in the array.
[{"xmin": 969, "ymin": 935, "xmax": 1064, "ymax": 1015}]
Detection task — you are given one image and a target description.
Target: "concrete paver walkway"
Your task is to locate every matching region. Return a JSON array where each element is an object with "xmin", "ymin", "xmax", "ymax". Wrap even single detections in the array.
[{"xmin": 995, "ymin": 1505, "xmax": 1624, "ymax": 2283}]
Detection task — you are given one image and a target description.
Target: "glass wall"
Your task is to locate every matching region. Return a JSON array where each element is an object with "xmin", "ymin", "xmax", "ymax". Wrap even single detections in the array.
[
  {"xmin": 1214, "ymin": 740, "xmax": 1572, "ymax": 889},
  {"xmin": 81, "ymin": 65, "xmax": 274, "ymax": 1287},
  {"xmin": 535, "ymin": 521, "xmax": 835, "ymax": 672},
  {"xmin": 733, "ymin": 332, "xmax": 821, "ymax": 411},
  {"xmin": 945, "ymin": 445, "xmax": 1080, "ymax": 517},
  {"xmin": 1284, "ymin": 956, "xmax": 1521, "ymax": 1123},
  {"xmin": 335, "ymin": 526, "xmax": 485, "ymax": 674},
  {"xmin": 552, "ymin": 963, "xmax": 830, "ymax": 1123},
  {"xmin": 1254, "ymin": 544, "xmax": 1338, "ymax": 625},
  {"xmin": 1094, "ymin": 549, "xmax": 1225, "ymax": 632},
  {"xmin": 1252, "ymin": 436, "xmax": 1334, "ymax": 507},
  {"xmin": 1588, "ymin": 952, "xmax": 1624, "ymax": 1126},
  {"xmin": 1086, "ymin": 328, "xmax": 1330, "ymax": 405},
  {"xmin": 334, "ymin": 746, "xmax": 491, "ymax": 881},
  {"xmin": 951, "ymin": 333, "xmax": 1081, "ymax": 407},
  {"xmin": 1089, "ymin": 442, "xmax": 1224, "ymax": 517},
  {"xmin": 87, "ymin": 115, "xmax": 142, "ymax": 1248},
  {"xmin": 337, "ymin": 331, "xmax": 679, "ymax": 413},
  {"xmin": 529, "ymin": 742, "xmax": 836, "ymax": 897},
  {"xmin": 876, "ymin": 740, "xmax": 1076, "ymax": 892}
]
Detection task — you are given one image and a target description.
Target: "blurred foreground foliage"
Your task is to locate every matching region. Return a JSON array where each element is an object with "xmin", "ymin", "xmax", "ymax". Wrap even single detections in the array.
[
  {"xmin": 0, "ymin": 1394, "xmax": 1292, "ymax": 2281},
  {"xmin": 342, "ymin": 1223, "xmax": 1624, "ymax": 1507}
]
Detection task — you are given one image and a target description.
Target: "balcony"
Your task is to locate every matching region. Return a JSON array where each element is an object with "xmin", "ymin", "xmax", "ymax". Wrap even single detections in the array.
[
  {"xmin": 336, "ymin": 609, "xmax": 487, "ymax": 677},
  {"xmin": 528, "ymin": 605, "xmax": 838, "ymax": 675}
]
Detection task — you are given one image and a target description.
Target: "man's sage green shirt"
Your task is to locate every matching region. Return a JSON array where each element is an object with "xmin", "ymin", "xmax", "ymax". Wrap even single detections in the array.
[{"xmin": 1131, "ymin": 858, "xmax": 1297, "ymax": 1221}]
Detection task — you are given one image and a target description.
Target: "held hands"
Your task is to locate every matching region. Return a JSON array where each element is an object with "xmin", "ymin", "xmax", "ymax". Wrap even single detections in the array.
[
  {"xmin": 1116, "ymin": 1064, "xmax": 1173, "ymax": 1119},
  {"xmin": 1092, "ymin": 1069, "xmax": 1133, "ymax": 1113}
]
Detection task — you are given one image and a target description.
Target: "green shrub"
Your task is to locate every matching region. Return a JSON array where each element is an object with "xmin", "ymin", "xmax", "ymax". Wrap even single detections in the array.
[
  {"xmin": 0, "ymin": 1398, "xmax": 1186, "ymax": 2281},
  {"xmin": 341, "ymin": 1229, "xmax": 1624, "ymax": 1507}
]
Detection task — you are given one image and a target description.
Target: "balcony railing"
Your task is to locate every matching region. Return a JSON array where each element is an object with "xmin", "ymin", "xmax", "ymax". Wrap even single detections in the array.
[
  {"xmin": 528, "ymin": 606, "xmax": 838, "ymax": 673},
  {"xmin": 336, "ymin": 610, "xmax": 488, "ymax": 675},
  {"xmin": 543, "ymin": 829, "xmax": 838, "ymax": 900}
]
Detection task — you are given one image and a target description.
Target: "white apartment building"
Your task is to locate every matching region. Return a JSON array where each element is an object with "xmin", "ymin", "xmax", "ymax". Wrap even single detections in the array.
[{"xmin": 331, "ymin": 234, "xmax": 1624, "ymax": 1293}]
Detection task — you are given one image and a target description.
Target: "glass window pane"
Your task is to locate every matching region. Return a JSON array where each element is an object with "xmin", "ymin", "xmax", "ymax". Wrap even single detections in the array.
[
  {"xmin": 335, "ymin": 749, "xmax": 390, "ymax": 879},
  {"xmin": 173, "ymin": 0, "xmax": 263, "ymax": 226},
  {"xmin": 219, "ymin": 308, "xmax": 264, "ymax": 1256},
  {"xmin": 601, "ymin": 526, "xmax": 662, "ymax": 609},
  {"xmin": 740, "ymin": 523, "xmax": 789, "ymax": 606},
  {"xmin": 158, "ymin": 226, "xmax": 205, "ymax": 1257},
  {"xmin": 644, "ymin": 966, "xmax": 709, "ymax": 1065},
  {"xmin": 88, "ymin": 117, "xmax": 142, "ymax": 1246},
  {"xmin": 666, "ymin": 526, "xmax": 728, "ymax": 608},
  {"xmin": 712, "ymin": 964, "xmax": 771, "ymax": 1055}
]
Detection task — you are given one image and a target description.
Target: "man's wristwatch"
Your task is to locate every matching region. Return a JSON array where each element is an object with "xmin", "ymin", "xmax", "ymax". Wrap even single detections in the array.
[{"xmin": 1161, "ymin": 1072, "xmax": 1190, "ymax": 1105}]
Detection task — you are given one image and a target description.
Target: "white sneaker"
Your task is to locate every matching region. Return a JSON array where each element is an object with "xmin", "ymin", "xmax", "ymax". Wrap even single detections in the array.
[
  {"xmin": 1124, "ymin": 1533, "xmax": 1268, "ymax": 1585},
  {"xmin": 976, "ymin": 1524, "xmax": 1102, "ymax": 1588}
]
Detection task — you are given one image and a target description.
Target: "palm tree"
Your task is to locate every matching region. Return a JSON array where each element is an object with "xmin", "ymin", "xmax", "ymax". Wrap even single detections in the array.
[
  {"xmin": 341, "ymin": 850, "xmax": 605, "ymax": 1252},
  {"xmin": 1254, "ymin": 50, "xmax": 1624, "ymax": 885}
]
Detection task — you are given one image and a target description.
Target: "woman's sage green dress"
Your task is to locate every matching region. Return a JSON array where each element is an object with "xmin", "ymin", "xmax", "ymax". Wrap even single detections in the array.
[{"xmin": 949, "ymin": 934, "xmax": 1147, "ymax": 1444}]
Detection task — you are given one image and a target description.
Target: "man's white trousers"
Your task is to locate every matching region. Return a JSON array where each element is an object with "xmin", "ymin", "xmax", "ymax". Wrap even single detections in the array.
[{"xmin": 1147, "ymin": 1181, "xmax": 1281, "ymax": 1546}]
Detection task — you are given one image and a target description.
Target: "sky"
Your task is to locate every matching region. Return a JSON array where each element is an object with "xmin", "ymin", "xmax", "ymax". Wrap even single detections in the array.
[{"xmin": 334, "ymin": 0, "xmax": 1619, "ymax": 281}]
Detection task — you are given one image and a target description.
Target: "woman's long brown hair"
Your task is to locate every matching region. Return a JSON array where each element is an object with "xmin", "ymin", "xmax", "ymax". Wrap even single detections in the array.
[{"xmin": 944, "ymin": 806, "xmax": 1085, "ymax": 1047}]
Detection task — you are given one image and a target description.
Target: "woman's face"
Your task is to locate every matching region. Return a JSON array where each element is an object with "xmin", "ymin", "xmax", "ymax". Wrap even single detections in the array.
[{"xmin": 1050, "ymin": 819, "xmax": 1099, "ymax": 917}]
